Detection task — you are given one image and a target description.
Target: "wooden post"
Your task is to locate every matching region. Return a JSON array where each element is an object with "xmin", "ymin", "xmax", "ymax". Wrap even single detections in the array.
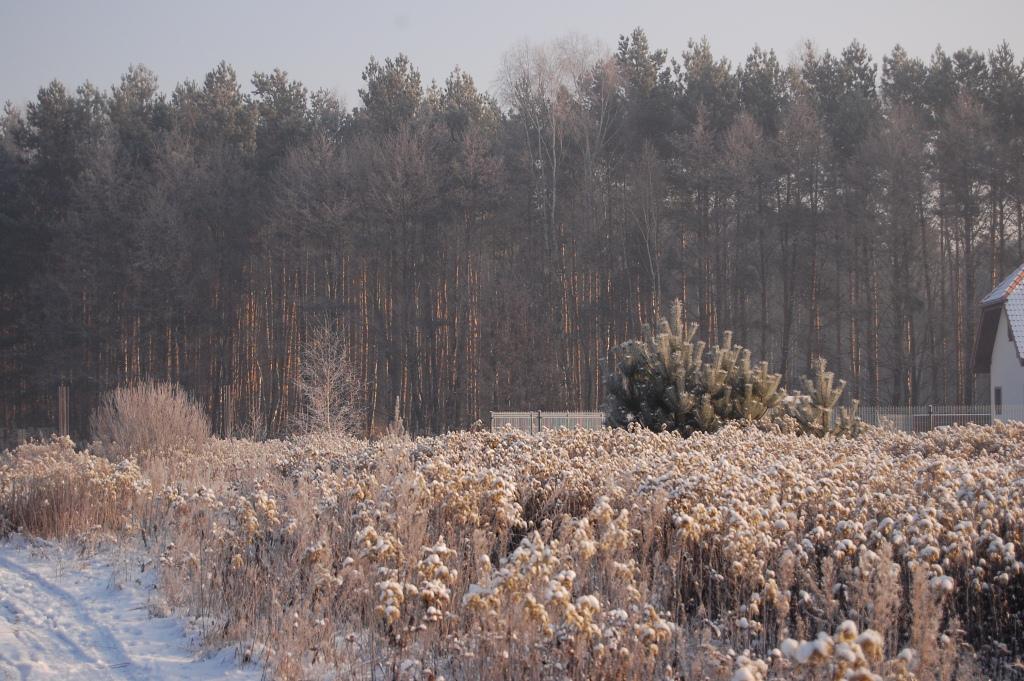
[
  {"xmin": 928, "ymin": 404, "xmax": 934, "ymax": 431},
  {"xmin": 57, "ymin": 383, "xmax": 69, "ymax": 437},
  {"xmin": 222, "ymin": 386, "xmax": 234, "ymax": 438}
]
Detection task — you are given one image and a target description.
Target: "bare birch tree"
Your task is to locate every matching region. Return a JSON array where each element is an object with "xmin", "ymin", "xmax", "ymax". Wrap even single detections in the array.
[{"xmin": 292, "ymin": 319, "xmax": 365, "ymax": 436}]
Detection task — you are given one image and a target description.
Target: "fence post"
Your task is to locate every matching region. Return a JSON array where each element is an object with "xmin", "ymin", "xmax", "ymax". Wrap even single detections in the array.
[
  {"xmin": 536, "ymin": 410, "xmax": 542, "ymax": 434},
  {"xmin": 222, "ymin": 386, "xmax": 234, "ymax": 438},
  {"xmin": 57, "ymin": 383, "xmax": 69, "ymax": 438},
  {"xmin": 928, "ymin": 404, "xmax": 934, "ymax": 431}
]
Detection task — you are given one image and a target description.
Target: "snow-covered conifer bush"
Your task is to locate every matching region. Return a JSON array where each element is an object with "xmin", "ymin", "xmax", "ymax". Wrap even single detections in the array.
[{"xmin": 603, "ymin": 299, "xmax": 860, "ymax": 436}]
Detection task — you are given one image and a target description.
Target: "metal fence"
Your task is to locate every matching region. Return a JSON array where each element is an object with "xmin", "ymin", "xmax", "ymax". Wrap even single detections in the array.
[
  {"xmin": 493, "ymin": 405, "xmax": 1022, "ymax": 434},
  {"xmin": 857, "ymin": 404, "xmax": 1024, "ymax": 432},
  {"xmin": 491, "ymin": 411, "xmax": 605, "ymax": 433}
]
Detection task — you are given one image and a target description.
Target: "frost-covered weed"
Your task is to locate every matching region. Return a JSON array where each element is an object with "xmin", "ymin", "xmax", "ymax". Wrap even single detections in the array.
[
  {"xmin": 0, "ymin": 436, "xmax": 146, "ymax": 537},
  {"xmin": 3, "ymin": 422, "xmax": 1024, "ymax": 680}
]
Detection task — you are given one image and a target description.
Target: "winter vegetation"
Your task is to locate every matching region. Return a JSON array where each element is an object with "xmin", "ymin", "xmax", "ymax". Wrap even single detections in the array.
[
  {"xmin": 3, "ymin": 23, "xmax": 1024, "ymax": 681},
  {"xmin": 0, "ymin": 322, "xmax": 1017, "ymax": 678},
  {"xmin": 89, "ymin": 381, "xmax": 212, "ymax": 461},
  {"xmin": 2, "ymin": 420, "xmax": 1024, "ymax": 679},
  {"xmin": 4, "ymin": 32, "xmax": 1024, "ymax": 435},
  {"xmin": 604, "ymin": 300, "xmax": 860, "ymax": 436}
]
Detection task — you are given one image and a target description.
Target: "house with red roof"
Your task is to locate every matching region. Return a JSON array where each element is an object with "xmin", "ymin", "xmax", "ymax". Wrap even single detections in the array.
[{"xmin": 973, "ymin": 263, "xmax": 1024, "ymax": 418}]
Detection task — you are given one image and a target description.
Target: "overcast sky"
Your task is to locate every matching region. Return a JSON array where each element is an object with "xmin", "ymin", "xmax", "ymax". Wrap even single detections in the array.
[{"xmin": 2, "ymin": 0, "xmax": 1022, "ymax": 108}]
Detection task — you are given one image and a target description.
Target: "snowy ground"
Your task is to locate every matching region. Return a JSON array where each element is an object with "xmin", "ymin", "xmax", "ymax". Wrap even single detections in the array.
[{"xmin": 0, "ymin": 538, "xmax": 262, "ymax": 681}]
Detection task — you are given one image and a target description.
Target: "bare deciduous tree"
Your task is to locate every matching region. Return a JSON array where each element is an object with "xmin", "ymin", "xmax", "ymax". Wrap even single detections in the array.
[{"xmin": 292, "ymin": 319, "xmax": 365, "ymax": 436}]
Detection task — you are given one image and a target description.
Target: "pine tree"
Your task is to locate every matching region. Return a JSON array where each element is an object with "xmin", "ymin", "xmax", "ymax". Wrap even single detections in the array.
[
  {"xmin": 603, "ymin": 300, "xmax": 785, "ymax": 435},
  {"xmin": 783, "ymin": 357, "xmax": 861, "ymax": 437},
  {"xmin": 604, "ymin": 301, "xmax": 859, "ymax": 437}
]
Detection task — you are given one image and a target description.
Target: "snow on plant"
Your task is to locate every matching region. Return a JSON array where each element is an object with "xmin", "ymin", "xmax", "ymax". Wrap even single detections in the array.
[
  {"xmin": 416, "ymin": 538, "xmax": 457, "ymax": 623},
  {"xmin": 0, "ymin": 436, "xmax": 148, "ymax": 537},
  {"xmin": 3, "ymin": 421, "xmax": 1024, "ymax": 679}
]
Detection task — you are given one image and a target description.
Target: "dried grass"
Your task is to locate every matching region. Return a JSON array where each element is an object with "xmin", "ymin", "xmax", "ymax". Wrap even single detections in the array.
[
  {"xmin": 0, "ymin": 437, "xmax": 146, "ymax": 537},
  {"xmin": 3, "ymin": 422, "xmax": 1024, "ymax": 680}
]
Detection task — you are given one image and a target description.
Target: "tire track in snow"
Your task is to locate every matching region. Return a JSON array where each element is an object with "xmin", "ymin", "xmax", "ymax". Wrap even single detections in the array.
[
  {"xmin": 0, "ymin": 552, "xmax": 145, "ymax": 681},
  {"xmin": 0, "ymin": 542, "xmax": 262, "ymax": 681}
]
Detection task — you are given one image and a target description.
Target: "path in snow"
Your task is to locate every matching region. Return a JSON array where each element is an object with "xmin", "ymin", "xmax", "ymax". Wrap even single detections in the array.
[{"xmin": 0, "ymin": 539, "xmax": 261, "ymax": 681}]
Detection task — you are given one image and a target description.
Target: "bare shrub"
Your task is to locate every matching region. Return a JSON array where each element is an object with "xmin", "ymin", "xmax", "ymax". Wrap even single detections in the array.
[
  {"xmin": 292, "ymin": 319, "xmax": 365, "ymax": 436},
  {"xmin": 90, "ymin": 381, "xmax": 211, "ymax": 461},
  {"xmin": 236, "ymin": 396, "xmax": 267, "ymax": 441}
]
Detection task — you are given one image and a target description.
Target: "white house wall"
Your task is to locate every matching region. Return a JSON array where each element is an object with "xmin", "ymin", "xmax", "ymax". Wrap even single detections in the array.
[{"xmin": 990, "ymin": 308, "xmax": 1024, "ymax": 414}]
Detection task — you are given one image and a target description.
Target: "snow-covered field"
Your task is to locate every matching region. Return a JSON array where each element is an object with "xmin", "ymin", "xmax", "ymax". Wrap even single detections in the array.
[{"xmin": 0, "ymin": 538, "xmax": 260, "ymax": 681}]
